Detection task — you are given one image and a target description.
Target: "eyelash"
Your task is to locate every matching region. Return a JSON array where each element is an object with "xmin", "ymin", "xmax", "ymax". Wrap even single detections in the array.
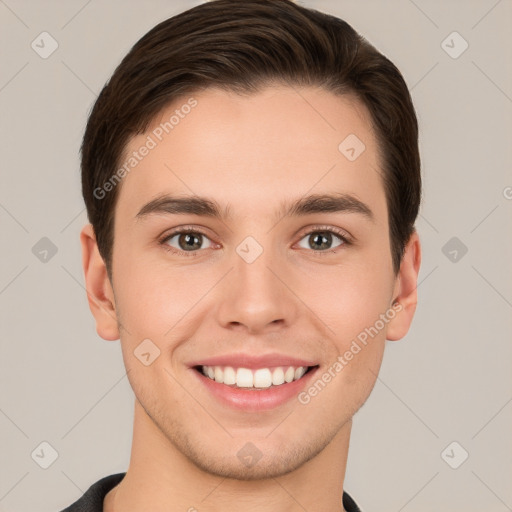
[{"xmin": 158, "ymin": 225, "xmax": 352, "ymax": 258}]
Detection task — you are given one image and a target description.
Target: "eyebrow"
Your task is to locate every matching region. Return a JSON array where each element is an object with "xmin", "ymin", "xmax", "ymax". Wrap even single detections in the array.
[{"xmin": 135, "ymin": 192, "xmax": 374, "ymax": 223}]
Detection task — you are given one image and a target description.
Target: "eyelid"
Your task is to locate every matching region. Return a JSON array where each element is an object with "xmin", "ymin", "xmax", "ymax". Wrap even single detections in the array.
[
  {"xmin": 294, "ymin": 224, "xmax": 353, "ymax": 245},
  {"xmin": 160, "ymin": 225, "xmax": 212, "ymax": 240}
]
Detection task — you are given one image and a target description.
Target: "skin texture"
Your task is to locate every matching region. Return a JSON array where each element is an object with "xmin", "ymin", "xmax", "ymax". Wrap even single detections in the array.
[{"xmin": 80, "ymin": 85, "xmax": 421, "ymax": 512}]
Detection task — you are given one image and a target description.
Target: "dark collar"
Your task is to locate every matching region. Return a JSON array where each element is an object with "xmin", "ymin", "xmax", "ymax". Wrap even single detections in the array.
[{"xmin": 60, "ymin": 472, "xmax": 362, "ymax": 511}]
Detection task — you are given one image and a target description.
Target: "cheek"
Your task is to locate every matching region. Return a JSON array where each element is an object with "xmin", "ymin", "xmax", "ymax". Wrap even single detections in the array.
[
  {"xmin": 113, "ymin": 248, "xmax": 211, "ymax": 332},
  {"xmin": 304, "ymin": 265, "xmax": 391, "ymax": 410},
  {"xmin": 308, "ymin": 258, "xmax": 394, "ymax": 341}
]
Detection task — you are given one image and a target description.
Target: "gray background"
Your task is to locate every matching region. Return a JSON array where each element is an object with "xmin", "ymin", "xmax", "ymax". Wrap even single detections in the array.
[{"xmin": 0, "ymin": 0, "xmax": 511, "ymax": 511}]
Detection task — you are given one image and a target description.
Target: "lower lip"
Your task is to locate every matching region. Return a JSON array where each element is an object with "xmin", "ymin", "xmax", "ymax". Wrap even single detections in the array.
[{"xmin": 192, "ymin": 366, "xmax": 319, "ymax": 412}]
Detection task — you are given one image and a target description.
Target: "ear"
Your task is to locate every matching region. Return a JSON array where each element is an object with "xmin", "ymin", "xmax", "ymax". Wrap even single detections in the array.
[
  {"xmin": 386, "ymin": 229, "xmax": 422, "ymax": 341},
  {"xmin": 80, "ymin": 223, "xmax": 120, "ymax": 341}
]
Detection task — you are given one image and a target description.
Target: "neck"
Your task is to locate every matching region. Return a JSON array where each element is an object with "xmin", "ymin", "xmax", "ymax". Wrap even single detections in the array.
[{"xmin": 105, "ymin": 399, "xmax": 352, "ymax": 512}]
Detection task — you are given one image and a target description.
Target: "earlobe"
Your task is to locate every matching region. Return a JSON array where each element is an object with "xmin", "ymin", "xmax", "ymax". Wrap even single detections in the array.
[
  {"xmin": 80, "ymin": 223, "xmax": 120, "ymax": 341},
  {"xmin": 386, "ymin": 230, "xmax": 422, "ymax": 341}
]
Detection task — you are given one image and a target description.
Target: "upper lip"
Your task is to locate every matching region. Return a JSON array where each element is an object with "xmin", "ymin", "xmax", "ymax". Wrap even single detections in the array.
[{"xmin": 188, "ymin": 353, "xmax": 318, "ymax": 370}]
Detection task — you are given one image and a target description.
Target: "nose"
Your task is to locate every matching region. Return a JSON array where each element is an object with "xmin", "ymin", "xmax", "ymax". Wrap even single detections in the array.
[{"xmin": 216, "ymin": 246, "xmax": 299, "ymax": 334}]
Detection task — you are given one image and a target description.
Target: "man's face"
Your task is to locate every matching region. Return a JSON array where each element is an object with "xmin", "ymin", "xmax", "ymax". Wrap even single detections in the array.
[{"xmin": 106, "ymin": 85, "xmax": 403, "ymax": 478}]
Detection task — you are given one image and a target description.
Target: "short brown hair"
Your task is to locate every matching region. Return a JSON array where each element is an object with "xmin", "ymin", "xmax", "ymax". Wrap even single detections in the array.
[{"xmin": 81, "ymin": 0, "xmax": 421, "ymax": 279}]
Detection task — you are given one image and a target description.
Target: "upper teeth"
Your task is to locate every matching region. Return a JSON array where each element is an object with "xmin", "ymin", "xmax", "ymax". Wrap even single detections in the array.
[{"xmin": 201, "ymin": 365, "xmax": 308, "ymax": 388}]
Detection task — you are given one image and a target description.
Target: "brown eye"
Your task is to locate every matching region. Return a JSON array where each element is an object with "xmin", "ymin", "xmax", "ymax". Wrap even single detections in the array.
[
  {"xmin": 163, "ymin": 230, "xmax": 213, "ymax": 252},
  {"xmin": 297, "ymin": 230, "xmax": 346, "ymax": 251}
]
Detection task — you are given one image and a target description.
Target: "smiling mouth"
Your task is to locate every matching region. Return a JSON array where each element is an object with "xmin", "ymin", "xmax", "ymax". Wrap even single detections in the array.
[{"xmin": 193, "ymin": 364, "xmax": 319, "ymax": 390}]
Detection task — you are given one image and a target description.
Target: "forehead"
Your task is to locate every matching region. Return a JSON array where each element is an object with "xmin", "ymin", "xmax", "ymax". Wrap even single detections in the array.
[{"xmin": 115, "ymin": 85, "xmax": 386, "ymax": 224}]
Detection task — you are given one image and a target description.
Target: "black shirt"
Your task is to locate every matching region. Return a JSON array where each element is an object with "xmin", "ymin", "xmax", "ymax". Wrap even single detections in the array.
[{"xmin": 60, "ymin": 472, "xmax": 362, "ymax": 511}]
